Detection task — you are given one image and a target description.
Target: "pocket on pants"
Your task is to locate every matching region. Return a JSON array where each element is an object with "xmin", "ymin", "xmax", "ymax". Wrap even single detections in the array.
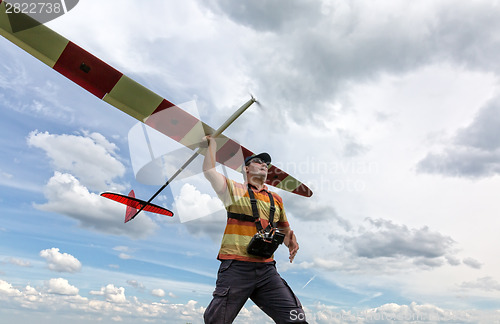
[
  {"xmin": 218, "ymin": 260, "xmax": 233, "ymax": 274},
  {"xmin": 204, "ymin": 286, "xmax": 230, "ymax": 324},
  {"xmin": 213, "ymin": 286, "xmax": 230, "ymax": 298},
  {"xmin": 281, "ymin": 278, "xmax": 302, "ymax": 308}
]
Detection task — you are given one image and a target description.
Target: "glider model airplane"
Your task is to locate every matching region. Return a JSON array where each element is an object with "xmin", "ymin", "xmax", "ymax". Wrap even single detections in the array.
[{"xmin": 0, "ymin": 1, "xmax": 313, "ymax": 223}]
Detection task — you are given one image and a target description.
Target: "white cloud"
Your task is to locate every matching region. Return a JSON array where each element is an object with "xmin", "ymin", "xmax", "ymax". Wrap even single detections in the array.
[
  {"xmin": 39, "ymin": 248, "xmax": 82, "ymax": 273},
  {"xmin": 112, "ymin": 246, "xmax": 130, "ymax": 252},
  {"xmin": 0, "ymin": 278, "xmax": 207, "ymax": 322},
  {"xmin": 460, "ymin": 276, "xmax": 500, "ymax": 292},
  {"xmin": 90, "ymin": 284, "xmax": 127, "ymax": 304},
  {"xmin": 463, "ymin": 257, "xmax": 483, "ymax": 269},
  {"xmin": 174, "ymin": 183, "xmax": 225, "ymax": 223},
  {"xmin": 203, "ymin": 0, "xmax": 500, "ymax": 129},
  {"xmin": 7, "ymin": 257, "xmax": 31, "ymax": 267},
  {"xmin": 290, "ymin": 218, "xmax": 465, "ymax": 275},
  {"xmin": 0, "ymin": 56, "xmax": 76, "ymax": 122},
  {"xmin": 27, "ymin": 131, "xmax": 125, "ymax": 192},
  {"xmin": 445, "ymin": 255, "xmax": 461, "ymax": 266},
  {"xmin": 151, "ymin": 288, "xmax": 165, "ymax": 297},
  {"xmin": 3, "ymin": 276, "xmax": 500, "ymax": 324},
  {"xmin": 118, "ymin": 253, "xmax": 132, "ymax": 260},
  {"xmin": 174, "ymin": 183, "xmax": 227, "ymax": 241},
  {"xmin": 46, "ymin": 278, "xmax": 79, "ymax": 296},
  {"xmin": 126, "ymin": 280, "xmax": 145, "ymax": 290},
  {"xmin": 344, "ymin": 218, "xmax": 455, "ymax": 260},
  {"xmin": 304, "ymin": 301, "xmax": 500, "ymax": 323},
  {"xmin": 34, "ymin": 172, "xmax": 157, "ymax": 238},
  {"xmin": 287, "ymin": 197, "xmax": 349, "ymax": 226},
  {"xmin": 0, "ymin": 59, "xmax": 30, "ymax": 92},
  {"xmin": 362, "ymin": 302, "xmax": 453, "ymax": 323},
  {"xmin": 0, "ymin": 280, "xmax": 22, "ymax": 297},
  {"xmin": 1, "ymin": 171, "xmax": 13, "ymax": 179},
  {"xmin": 24, "ymin": 285, "xmax": 42, "ymax": 302},
  {"xmin": 113, "ymin": 247, "xmax": 135, "ymax": 260},
  {"xmin": 418, "ymin": 96, "xmax": 500, "ymax": 178}
]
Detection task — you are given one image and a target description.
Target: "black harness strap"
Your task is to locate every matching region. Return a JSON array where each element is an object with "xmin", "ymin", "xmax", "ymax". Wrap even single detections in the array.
[
  {"xmin": 267, "ymin": 191, "xmax": 276, "ymax": 228},
  {"xmin": 226, "ymin": 185, "xmax": 276, "ymax": 234},
  {"xmin": 247, "ymin": 185, "xmax": 276, "ymax": 233},
  {"xmin": 227, "ymin": 212, "xmax": 255, "ymax": 223}
]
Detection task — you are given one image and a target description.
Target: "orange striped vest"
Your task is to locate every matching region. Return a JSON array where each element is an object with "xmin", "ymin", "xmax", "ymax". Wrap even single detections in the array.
[{"xmin": 217, "ymin": 178, "xmax": 289, "ymax": 262}]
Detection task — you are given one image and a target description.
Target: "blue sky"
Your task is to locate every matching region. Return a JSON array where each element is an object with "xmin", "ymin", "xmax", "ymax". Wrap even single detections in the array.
[{"xmin": 2, "ymin": 0, "xmax": 500, "ymax": 323}]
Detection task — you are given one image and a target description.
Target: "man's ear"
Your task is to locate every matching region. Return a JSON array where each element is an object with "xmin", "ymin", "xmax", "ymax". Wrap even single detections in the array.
[{"xmin": 241, "ymin": 166, "xmax": 248, "ymax": 181}]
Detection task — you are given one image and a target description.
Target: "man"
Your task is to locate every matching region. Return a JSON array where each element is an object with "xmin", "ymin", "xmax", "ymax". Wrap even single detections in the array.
[{"xmin": 202, "ymin": 135, "xmax": 307, "ymax": 324}]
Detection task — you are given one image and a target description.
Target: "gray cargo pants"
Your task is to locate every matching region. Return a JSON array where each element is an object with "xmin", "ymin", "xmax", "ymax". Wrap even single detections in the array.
[{"xmin": 204, "ymin": 260, "xmax": 307, "ymax": 324}]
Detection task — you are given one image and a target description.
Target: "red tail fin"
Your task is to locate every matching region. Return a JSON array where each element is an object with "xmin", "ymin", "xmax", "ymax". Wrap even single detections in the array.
[{"xmin": 125, "ymin": 190, "xmax": 137, "ymax": 223}]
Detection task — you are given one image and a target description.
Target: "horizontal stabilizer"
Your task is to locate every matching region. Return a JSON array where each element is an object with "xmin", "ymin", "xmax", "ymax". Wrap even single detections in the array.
[{"xmin": 101, "ymin": 191, "xmax": 174, "ymax": 222}]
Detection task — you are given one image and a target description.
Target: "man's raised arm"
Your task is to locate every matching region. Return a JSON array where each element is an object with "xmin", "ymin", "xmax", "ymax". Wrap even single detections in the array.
[{"xmin": 202, "ymin": 136, "xmax": 226, "ymax": 195}]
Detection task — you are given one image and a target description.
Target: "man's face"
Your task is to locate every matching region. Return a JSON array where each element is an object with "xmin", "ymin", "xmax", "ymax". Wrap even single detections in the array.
[{"xmin": 245, "ymin": 158, "xmax": 269, "ymax": 179}]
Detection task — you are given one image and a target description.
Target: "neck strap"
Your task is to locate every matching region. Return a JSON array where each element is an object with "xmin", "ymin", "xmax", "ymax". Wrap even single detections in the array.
[{"xmin": 247, "ymin": 184, "xmax": 276, "ymax": 233}]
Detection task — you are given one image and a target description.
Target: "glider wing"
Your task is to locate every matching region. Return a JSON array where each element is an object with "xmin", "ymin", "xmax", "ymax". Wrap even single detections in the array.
[{"xmin": 0, "ymin": 2, "xmax": 313, "ymax": 197}]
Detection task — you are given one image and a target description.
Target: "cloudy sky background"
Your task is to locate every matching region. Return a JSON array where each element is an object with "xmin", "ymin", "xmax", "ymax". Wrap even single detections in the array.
[{"xmin": 2, "ymin": 0, "xmax": 500, "ymax": 323}]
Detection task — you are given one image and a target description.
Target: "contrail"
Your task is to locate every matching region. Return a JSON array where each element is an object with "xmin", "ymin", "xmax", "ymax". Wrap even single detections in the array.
[{"xmin": 302, "ymin": 275, "xmax": 316, "ymax": 289}]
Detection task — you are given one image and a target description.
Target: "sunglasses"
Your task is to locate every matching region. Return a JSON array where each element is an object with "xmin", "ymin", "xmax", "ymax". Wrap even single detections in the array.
[{"xmin": 247, "ymin": 158, "xmax": 270, "ymax": 166}]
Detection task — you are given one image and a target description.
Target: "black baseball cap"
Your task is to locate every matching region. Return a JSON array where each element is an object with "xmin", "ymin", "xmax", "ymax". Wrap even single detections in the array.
[{"xmin": 244, "ymin": 153, "xmax": 271, "ymax": 166}]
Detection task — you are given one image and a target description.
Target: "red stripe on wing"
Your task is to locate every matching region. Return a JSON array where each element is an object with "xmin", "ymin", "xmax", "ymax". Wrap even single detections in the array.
[
  {"xmin": 216, "ymin": 139, "xmax": 245, "ymax": 169},
  {"xmin": 53, "ymin": 42, "xmax": 123, "ymax": 99},
  {"xmin": 292, "ymin": 183, "xmax": 313, "ymax": 197},
  {"xmin": 266, "ymin": 165, "xmax": 289, "ymax": 188},
  {"xmin": 145, "ymin": 100, "xmax": 200, "ymax": 142}
]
